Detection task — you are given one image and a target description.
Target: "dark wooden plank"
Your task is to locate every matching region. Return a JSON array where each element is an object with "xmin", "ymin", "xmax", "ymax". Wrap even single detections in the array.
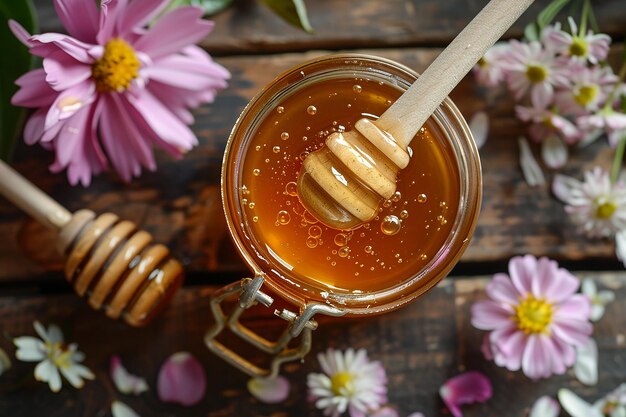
[
  {"xmin": 0, "ymin": 272, "xmax": 624, "ymax": 416},
  {"xmin": 1, "ymin": 47, "xmax": 622, "ymax": 282},
  {"xmin": 31, "ymin": 0, "xmax": 626, "ymax": 54}
]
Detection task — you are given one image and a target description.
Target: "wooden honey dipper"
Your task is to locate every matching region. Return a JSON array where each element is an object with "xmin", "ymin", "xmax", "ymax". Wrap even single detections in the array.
[
  {"xmin": 0, "ymin": 160, "xmax": 184, "ymax": 326},
  {"xmin": 298, "ymin": 0, "xmax": 534, "ymax": 230}
]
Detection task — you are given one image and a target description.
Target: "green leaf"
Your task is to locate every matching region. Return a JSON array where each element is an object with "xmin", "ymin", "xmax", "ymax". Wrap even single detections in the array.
[
  {"xmin": 523, "ymin": 22, "xmax": 540, "ymax": 41},
  {"xmin": 537, "ymin": 0, "xmax": 572, "ymax": 30},
  {"xmin": 0, "ymin": 0, "xmax": 37, "ymax": 161},
  {"xmin": 259, "ymin": 0, "xmax": 313, "ymax": 33}
]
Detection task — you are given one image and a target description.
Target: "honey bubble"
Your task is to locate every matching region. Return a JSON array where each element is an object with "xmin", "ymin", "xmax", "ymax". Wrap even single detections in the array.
[
  {"xmin": 306, "ymin": 236, "xmax": 318, "ymax": 248},
  {"xmin": 364, "ymin": 245, "xmax": 373, "ymax": 254},
  {"xmin": 252, "ymin": 216, "xmax": 259, "ymax": 222},
  {"xmin": 334, "ymin": 233, "xmax": 348, "ymax": 247},
  {"xmin": 391, "ymin": 191, "xmax": 402, "ymax": 202},
  {"xmin": 276, "ymin": 210, "xmax": 290, "ymax": 225},
  {"xmin": 307, "ymin": 105, "xmax": 317, "ymax": 115},
  {"xmin": 381, "ymin": 215, "xmax": 401, "ymax": 236},
  {"xmin": 273, "ymin": 146, "xmax": 281, "ymax": 153},
  {"xmin": 308, "ymin": 225, "xmax": 322, "ymax": 238},
  {"xmin": 285, "ymin": 181, "xmax": 298, "ymax": 196},
  {"xmin": 276, "ymin": 106, "xmax": 285, "ymax": 114},
  {"xmin": 417, "ymin": 193, "xmax": 427, "ymax": 203},
  {"xmin": 400, "ymin": 210, "xmax": 409, "ymax": 219},
  {"xmin": 353, "ymin": 85, "xmax": 362, "ymax": 93},
  {"xmin": 248, "ymin": 202, "xmax": 255, "ymax": 209},
  {"xmin": 281, "ymin": 132, "xmax": 289, "ymax": 141},
  {"xmin": 253, "ymin": 169, "xmax": 261, "ymax": 176},
  {"xmin": 338, "ymin": 246, "xmax": 351, "ymax": 257}
]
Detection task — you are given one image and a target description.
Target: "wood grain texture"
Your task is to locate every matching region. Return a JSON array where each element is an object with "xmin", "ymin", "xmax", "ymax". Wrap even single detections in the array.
[
  {"xmin": 1, "ymin": 46, "xmax": 622, "ymax": 282},
  {"xmin": 31, "ymin": 0, "xmax": 626, "ymax": 54},
  {"xmin": 0, "ymin": 272, "xmax": 624, "ymax": 416}
]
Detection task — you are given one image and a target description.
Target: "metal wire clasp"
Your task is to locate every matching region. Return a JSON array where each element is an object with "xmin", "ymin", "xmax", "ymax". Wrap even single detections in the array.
[{"xmin": 204, "ymin": 276, "xmax": 346, "ymax": 378}]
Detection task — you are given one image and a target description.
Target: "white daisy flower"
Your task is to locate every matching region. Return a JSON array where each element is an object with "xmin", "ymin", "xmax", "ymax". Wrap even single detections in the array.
[
  {"xmin": 14, "ymin": 321, "xmax": 94, "ymax": 392},
  {"xmin": 543, "ymin": 18, "xmax": 611, "ymax": 64},
  {"xmin": 307, "ymin": 348, "xmax": 387, "ymax": 417},
  {"xmin": 552, "ymin": 167, "xmax": 626, "ymax": 238}
]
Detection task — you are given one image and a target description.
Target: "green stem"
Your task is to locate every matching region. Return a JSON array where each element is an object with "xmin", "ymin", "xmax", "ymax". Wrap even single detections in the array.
[
  {"xmin": 579, "ymin": 0, "xmax": 590, "ymax": 36},
  {"xmin": 611, "ymin": 135, "xmax": 626, "ymax": 184},
  {"xmin": 603, "ymin": 61, "xmax": 626, "ymax": 111}
]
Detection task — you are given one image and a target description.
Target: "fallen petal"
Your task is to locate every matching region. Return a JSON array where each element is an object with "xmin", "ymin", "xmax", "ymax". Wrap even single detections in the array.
[
  {"xmin": 558, "ymin": 389, "xmax": 603, "ymax": 417},
  {"xmin": 529, "ymin": 396, "xmax": 560, "ymax": 417},
  {"xmin": 247, "ymin": 376, "xmax": 290, "ymax": 404},
  {"xmin": 552, "ymin": 174, "xmax": 579, "ymax": 203},
  {"xmin": 439, "ymin": 371, "xmax": 492, "ymax": 417},
  {"xmin": 616, "ymin": 231, "xmax": 626, "ymax": 268},
  {"xmin": 157, "ymin": 352, "xmax": 206, "ymax": 406},
  {"xmin": 0, "ymin": 347, "xmax": 11, "ymax": 375},
  {"xmin": 541, "ymin": 135, "xmax": 568, "ymax": 169},
  {"xmin": 469, "ymin": 111, "xmax": 489, "ymax": 149},
  {"xmin": 110, "ymin": 356, "xmax": 149, "ymax": 395},
  {"xmin": 111, "ymin": 401, "xmax": 140, "ymax": 417},
  {"xmin": 574, "ymin": 338, "xmax": 598, "ymax": 386},
  {"xmin": 407, "ymin": 413, "xmax": 426, "ymax": 417},
  {"xmin": 518, "ymin": 137, "xmax": 546, "ymax": 187}
]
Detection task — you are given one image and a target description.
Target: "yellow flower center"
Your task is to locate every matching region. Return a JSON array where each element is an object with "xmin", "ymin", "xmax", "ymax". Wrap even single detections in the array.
[
  {"xmin": 92, "ymin": 38, "xmax": 140, "ymax": 92},
  {"xmin": 513, "ymin": 295, "xmax": 553, "ymax": 334},
  {"xmin": 47, "ymin": 342, "xmax": 73, "ymax": 369},
  {"xmin": 525, "ymin": 64, "xmax": 548, "ymax": 84},
  {"xmin": 478, "ymin": 57, "xmax": 488, "ymax": 68},
  {"xmin": 330, "ymin": 371, "xmax": 354, "ymax": 396},
  {"xmin": 595, "ymin": 197, "xmax": 617, "ymax": 219},
  {"xmin": 569, "ymin": 37, "xmax": 588, "ymax": 57},
  {"xmin": 575, "ymin": 85, "xmax": 598, "ymax": 107}
]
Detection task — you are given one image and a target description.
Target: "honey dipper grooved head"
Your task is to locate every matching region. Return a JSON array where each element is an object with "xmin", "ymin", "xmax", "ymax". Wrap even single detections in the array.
[
  {"xmin": 59, "ymin": 210, "xmax": 184, "ymax": 327},
  {"xmin": 297, "ymin": 118, "xmax": 410, "ymax": 230}
]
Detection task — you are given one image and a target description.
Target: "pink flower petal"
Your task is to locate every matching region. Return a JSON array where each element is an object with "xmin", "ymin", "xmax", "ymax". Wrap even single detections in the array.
[
  {"xmin": 29, "ymin": 33, "xmax": 94, "ymax": 63},
  {"xmin": 485, "ymin": 273, "xmax": 520, "ymax": 305},
  {"xmin": 407, "ymin": 413, "xmax": 425, "ymax": 417},
  {"xmin": 529, "ymin": 396, "xmax": 560, "ymax": 417},
  {"xmin": 439, "ymin": 371, "xmax": 492, "ymax": 417},
  {"xmin": 522, "ymin": 334, "xmax": 556, "ymax": 380},
  {"xmin": 11, "ymin": 69, "xmax": 58, "ymax": 108},
  {"xmin": 43, "ymin": 50, "xmax": 92, "ymax": 91},
  {"xmin": 44, "ymin": 81, "xmax": 95, "ymax": 131},
  {"xmin": 134, "ymin": 7, "xmax": 213, "ymax": 60},
  {"xmin": 110, "ymin": 356, "xmax": 149, "ymax": 395},
  {"xmin": 508, "ymin": 255, "xmax": 536, "ymax": 295},
  {"xmin": 481, "ymin": 334, "xmax": 494, "ymax": 361},
  {"xmin": 53, "ymin": 0, "xmax": 99, "ymax": 43},
  {"xmin": 8, "ymin": 19, "xmax": 34, "ymax": 47},
  {"xmin": 23, "ymin": 108, "xmax": 48, "ymax": 145},
  {"xmin": 118, "ymin": 0, "xmax": 170, "ymax": 38},
  {"xmin": 367, "ymin": 407, "xmax": 400, "ymax": 417},
  {"xmin": 470, "ymin": 301, "xmax": 513, "ymax": 330},
  {"xmin": 551, "ymin": 320, "xmax": 593, "ymax": 347},
  {"xmin": 157, "ymin": 352, "xmax": 206, "ymax": 406},
  {"xmin": 490, "ymin": 326, "xmax": 525, "ymax": 371},
  {"xmin": 247, "ymin": 376, "xmax": 290, "ymax": 404},
  {"xmin": 554, "ymin": 294, "xmax": 591, "ymax": 322}
]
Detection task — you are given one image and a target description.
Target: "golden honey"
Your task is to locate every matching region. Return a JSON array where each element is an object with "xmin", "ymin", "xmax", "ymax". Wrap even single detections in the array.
[
  {"xmin": 222, "ymin": 54, "xmax": 481, "ymax": 313},
  {"xmin": 239, "ymin": 77, "xmax": 459, "ymax": 296}
]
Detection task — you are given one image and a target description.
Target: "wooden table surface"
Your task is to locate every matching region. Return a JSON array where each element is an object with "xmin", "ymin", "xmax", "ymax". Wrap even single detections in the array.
[{"xmin": 1, "ymin": 0, "xmax": 625, "ymax": 416}]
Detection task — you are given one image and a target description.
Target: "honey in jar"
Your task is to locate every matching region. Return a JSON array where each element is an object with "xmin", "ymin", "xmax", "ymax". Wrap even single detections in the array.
[{"xmin": 222, "ymin": 54, "xmax": 481, "ymax": 314}]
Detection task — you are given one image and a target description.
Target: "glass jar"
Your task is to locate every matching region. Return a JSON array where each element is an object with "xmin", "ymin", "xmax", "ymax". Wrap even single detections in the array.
[{"xmin": 207, "ymin": 54, "xmax": 482, "ymax": 376}]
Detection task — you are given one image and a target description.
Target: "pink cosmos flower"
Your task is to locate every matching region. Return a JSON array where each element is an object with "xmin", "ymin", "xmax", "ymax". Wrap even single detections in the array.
[
  {"xmin": 439, "ymin": 371, "xmax": 492, "ymax": 417},
  {"xmin": 543, "ymin": 18, "xmax": 611, "ymax": 64},
  {"xmin": 10, "ymin": 0, "xmax": 229, "ymax": 185},
  {"xmin": 502, "ymin": 40, "xmax": 567, "ymax": 105},
  {"xmin": 471, "ymin": 255, "xmax": 593, "ymax": 380}
]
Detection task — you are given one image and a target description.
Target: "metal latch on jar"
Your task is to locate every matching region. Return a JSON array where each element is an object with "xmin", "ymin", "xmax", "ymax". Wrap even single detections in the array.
[{"xmin": 204, "ymin": 276, "xmax": 346, "ymax": 378}]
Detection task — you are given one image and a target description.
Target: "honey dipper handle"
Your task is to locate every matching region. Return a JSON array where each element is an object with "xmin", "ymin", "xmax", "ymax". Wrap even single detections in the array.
[
  {"xmin": 0, "ymin": 159, "xmax": 72, "ymax": 229},
  {"xmin": 376, "ymin": 0, "xmax": 535, "ymax": 147}
]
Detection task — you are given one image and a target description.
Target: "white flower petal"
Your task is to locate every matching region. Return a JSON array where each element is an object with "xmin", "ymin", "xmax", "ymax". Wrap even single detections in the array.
[
  {"xmin": 616, "ymin": 230, "xmax": 626, "ymax": 266},
  {"xmin": 111, "ymin": 356, "xmax": 149, "ymax": 395},
  {"xmin": 541, "ymin": 135, "xmax": 568, "ymax": 169},
  {"xmin": 574, "ymin": 338, "xmax": 598, "ymax": 386},
  {"xmin": 530, "ymin": 395, "xmax": 560, "ymax": 417},
  {"xmin": 35, "ymin": 360, "xmax": 62, "ymax": 392},
  {"xmin": 14, "ymin": 337, "xmax": 46, "ymax": 362},
  {"xmin": 552, "ymin": 174, "xmax": 580, "ymax": 203},
  {"xmin": 46, "ymin": 324, "xmax": 64, "ymax": 344},
  {"xmin": 60, "ymin": 366, "xmax": 85, "ymax": 389},
  {"xmin": 0, "ymin": 347, "xmax": 11, "ymax": 375},
  {"xmin": 581, "ymin": 278, "xmax": 597, "ymax": 297},
  {"xmin": 247, "ymin": 376, "xmax": 290, "ymax": 404},
  {"xmin": 519, "ymin": 136, "xmax": 546, "ymax": 187},
  {"xmin": 469, "ymin": 111, "xmax": 489, "ymax": 149},
  {"xmin": 33, "ymin": 321, "xmax": 48, "ymax": 342},
  {"xmin": 558, "ymin": 389, "xmax": 603, "ymax": 417},
  {"xmin": 111, "ymin": 401, "xmax": 140, "ymax": 417}
]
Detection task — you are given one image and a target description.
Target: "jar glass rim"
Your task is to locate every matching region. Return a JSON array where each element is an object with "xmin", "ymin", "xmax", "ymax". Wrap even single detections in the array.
[{"xmin": 221, "ymin": 53, "xmax": 482, "ymax": 315}]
